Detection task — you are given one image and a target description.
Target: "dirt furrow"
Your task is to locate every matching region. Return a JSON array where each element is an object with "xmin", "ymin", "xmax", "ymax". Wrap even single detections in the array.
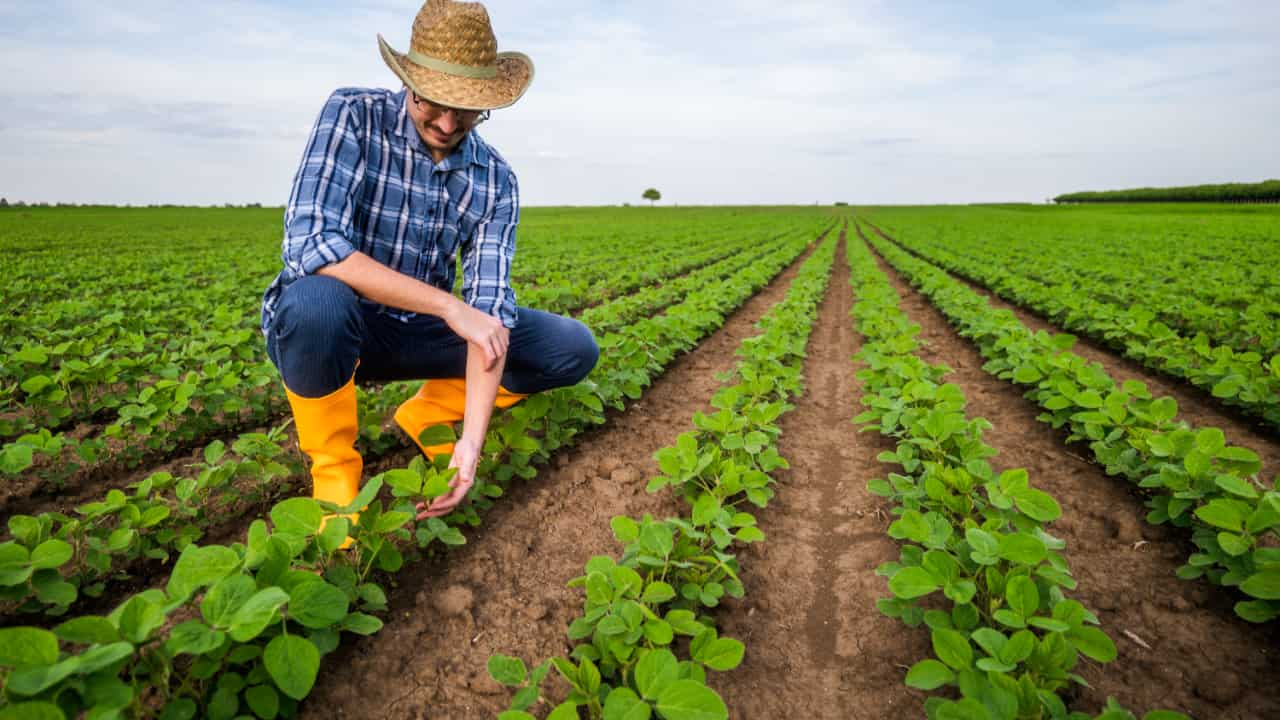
[
  {"xmin": 866, "ymin": 240, "xmax": 1280, "ymax": 719},
  {"xmin": 304, "ymin": 241, "xmax": 819, "ymax": 719},
  {"xmin": 712, "ymin": 235, "xmax": 926, "ymax": 719}
]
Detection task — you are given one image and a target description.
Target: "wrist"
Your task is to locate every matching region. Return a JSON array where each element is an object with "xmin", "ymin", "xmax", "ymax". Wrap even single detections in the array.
[{"xmin": 441, "ymin": 297, "xmax": 462, "ymax": 323}]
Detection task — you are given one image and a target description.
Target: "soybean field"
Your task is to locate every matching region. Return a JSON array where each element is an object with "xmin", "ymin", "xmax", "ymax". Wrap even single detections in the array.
[{"xmin": 1, "ymin": 203, "xmax": 1279, "ymax": 720}]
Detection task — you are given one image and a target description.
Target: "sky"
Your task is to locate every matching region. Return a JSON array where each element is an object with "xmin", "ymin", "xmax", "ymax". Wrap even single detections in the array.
[{"xmin": 1, "ymin": 0, "xmax": 1277, "ymax": 206}]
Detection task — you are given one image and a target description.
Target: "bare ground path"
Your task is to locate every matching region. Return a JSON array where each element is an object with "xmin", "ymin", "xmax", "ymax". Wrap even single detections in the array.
[
  {"xmin": 304, "ymin": 239, "xmax": 820, "ymax": 719},
  {"xmin": 712, "ymin": 234, "xmax": 926, "ymax": 719},
  {"xmin": 865, "ymin": 236, "xmax": 1280, "ymax": 720}
]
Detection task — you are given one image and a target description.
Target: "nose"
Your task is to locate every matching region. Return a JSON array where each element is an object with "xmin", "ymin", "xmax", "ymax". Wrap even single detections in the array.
[{"xmin": 435, "ymin": 110, "xmax": 458, "ymax": 134}]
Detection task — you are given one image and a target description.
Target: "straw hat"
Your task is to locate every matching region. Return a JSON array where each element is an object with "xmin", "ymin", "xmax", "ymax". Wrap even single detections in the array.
[{"xmin": 378, "ymin": 0, "xmax": 533, "ymax": 111}]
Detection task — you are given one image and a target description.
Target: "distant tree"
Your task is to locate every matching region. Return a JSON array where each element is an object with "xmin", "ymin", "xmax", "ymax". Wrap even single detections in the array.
[
  {"xmin": 0, "ymin": 197, "xmax": 7, "ymax": 208},
  {"xmin": 834, "ymin": 201, "xmax": 848, "ymax": 206},
  {"xmin": 642, "ymin": 188, "xmax": 661, "ymax": 206}
]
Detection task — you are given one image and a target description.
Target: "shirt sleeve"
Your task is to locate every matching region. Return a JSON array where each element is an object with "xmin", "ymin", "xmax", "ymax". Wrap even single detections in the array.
[
  {"xmin": 281, "ymin": 91, "xmax": 366, "ymax": 277},
  {"xmin": 460, "ymin": 168, "xmax": 519, "ymax": 329}
]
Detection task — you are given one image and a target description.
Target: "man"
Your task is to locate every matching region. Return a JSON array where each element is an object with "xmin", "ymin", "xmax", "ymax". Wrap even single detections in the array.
[{"xmin": 261, "ymin": 0, "xmax": 598, "ymax": 530}]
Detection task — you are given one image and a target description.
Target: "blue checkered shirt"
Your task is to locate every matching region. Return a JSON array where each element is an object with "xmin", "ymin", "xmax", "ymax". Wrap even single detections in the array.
[{"xmin": 262, "ymin": 87, "xmax": 519, "ymax": 333}]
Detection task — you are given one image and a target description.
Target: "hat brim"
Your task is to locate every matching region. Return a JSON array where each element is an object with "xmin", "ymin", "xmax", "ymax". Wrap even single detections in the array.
[{"xmin": 378, "ymin": 34, "xmax": 533, "ymax": 111}]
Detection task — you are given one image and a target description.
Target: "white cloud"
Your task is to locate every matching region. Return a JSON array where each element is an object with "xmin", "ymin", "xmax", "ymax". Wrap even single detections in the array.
[{"xmin": 0, "ymin": 0, "xmax": 1276, "ymax": 205}]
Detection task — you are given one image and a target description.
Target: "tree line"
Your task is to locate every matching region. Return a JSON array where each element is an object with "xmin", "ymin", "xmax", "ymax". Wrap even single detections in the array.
[{"xmin": 1054, "ymin": 180, "xmax": 1280, "ymax": 204}]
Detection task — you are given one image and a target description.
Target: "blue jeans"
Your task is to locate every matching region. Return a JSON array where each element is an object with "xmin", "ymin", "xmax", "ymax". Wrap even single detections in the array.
[{"xmin": 266, "ymin": 275, "xmax": 599, "ymax": 398}]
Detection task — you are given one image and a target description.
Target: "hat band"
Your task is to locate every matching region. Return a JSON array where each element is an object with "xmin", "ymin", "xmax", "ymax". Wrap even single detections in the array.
[{"xmin": 404, "ymin": 49, "xmax": 498, "ymax": 79}]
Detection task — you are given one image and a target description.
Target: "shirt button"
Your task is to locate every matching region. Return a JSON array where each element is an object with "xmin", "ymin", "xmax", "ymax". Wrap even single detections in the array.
[{"xmin": 428, "ymin": 207, "xmax": 436, "ymax": 216}]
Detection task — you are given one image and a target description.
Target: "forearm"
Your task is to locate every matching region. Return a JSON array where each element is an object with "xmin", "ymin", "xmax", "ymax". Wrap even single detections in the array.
[
  {"xmin": 462, "ymin": 344, "xmax": 504, "ymax": 445},
  {"xmin": 316, "ymin": 251, "xmax": 461, "ymax": 321}
]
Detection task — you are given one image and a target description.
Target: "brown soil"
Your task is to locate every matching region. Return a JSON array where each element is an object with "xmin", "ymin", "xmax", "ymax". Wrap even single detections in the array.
[
  {"xmin": 0, "ymin": 408, "xmax": 292, "ymax": 520},
  {"xmin": 865, "ymin": 236, "xmax": 1280, "ymax": 719},
  {"xmin": 303, "ymin": 238, "xmax": 819, "ymax": 719},
  {"xmin": 711, "ymin": 235, "xmax": 927, "ymax": 718}
]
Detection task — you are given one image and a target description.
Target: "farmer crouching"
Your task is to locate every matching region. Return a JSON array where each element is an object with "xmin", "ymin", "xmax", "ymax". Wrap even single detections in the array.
[{"xmin": 260, "ymin": 0, "xmax": 598, "ymax": 539}]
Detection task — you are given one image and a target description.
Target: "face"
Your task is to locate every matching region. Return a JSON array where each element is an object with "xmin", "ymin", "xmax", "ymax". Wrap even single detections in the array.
[{"xmin": 404, "ymin": 88, "xmax": 487, "ymax": 162}]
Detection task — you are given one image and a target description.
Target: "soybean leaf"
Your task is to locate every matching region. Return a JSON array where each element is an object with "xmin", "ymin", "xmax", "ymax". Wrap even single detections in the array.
[
  {"xmin": 603, "ymin": 688, "xmax": 651, "ymax": 720},
  {"xmin": 288, "ymin": 582, "xmax": 349, "ymax": 629},
  {"xmin": 692, "ymin": 636, "xmax": 744, "ymax": 672},
  {"xmin": 1011, "ymin": 488, "xmax": 1061, "ymax": 523},
  {"xmin": 0, "ymin": 701, "xmax": 64, "ymax": 720},
  {"xmin": 167, "ymin": 544, "xmax": 241, "ymax": 601},
  {"xmin": 1068, "ymin": 626, "xmax": 1117, "ymax": 663},
  {"xmin": 1241, "ymin": 570, "xmax": 1280, "ymax": 600},
  {"xmin": 229, "ymin": 587, "xmax": 290, "ymax": 642},
  {"xmin": 905, "ymin": 659, "xmax": 954, "ymax": 690},
  {"xmin": 270, "ymin": 498, "xmax": 324, "ymax": 536},
  {"xmin": 264, "ymin": 634, "xmax": 320, "ymax": 700},
  {"xmin": 29, "ymin": 539, "xmax": 73, "ymax": 570},
  {"xmin": 165, "ymin": 621, "xmax": 225, "ymax": 657},
  {"xmin": 889, "ymin": 566, "xmax": 940, "ymax": 599},
  {"xmin": 654, "ymin": 679, "xmax": 727, "ymax": 720},
  {"xmin": 0, "ymin": 627, "xmax": 59, "ymax": 667},
  {"xmin": 245, "ymin": 685, "xmax": 280, "ymax": 720},
  {"xmin": 341, "ymin": 612, "xmax": 384, "ymax": 635},
  {"xmin": 931, "ymin": 629, "xmax": 972, "ymax": 671},
  {"xmin": 116, "ymin": 595, "xmax": 166, "ymax": 644},
  {"xmin": 201, "ymin": 575, "xmax": 258, "ymax": 628},
  {"xmin": 997, "ymin": 534, "xmax": 1047, "ymax": 566},
  {"xmin": 548, "ymin": 703, "xmax": 581, "ymax": 720},
  {"xmin": 635, "ymin": 648, "xmax": 679, "ymax": 700},
  {"xmin": 487, "ymin": 654, "xmax": 527, "ymax": 687},
  {"xmin": 53, "ymin": 617, "xmax": 119, "ymax": 646}
]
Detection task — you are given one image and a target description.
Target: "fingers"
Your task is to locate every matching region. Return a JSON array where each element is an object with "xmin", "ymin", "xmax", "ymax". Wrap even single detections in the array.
[
  {"xmin": 420, "ymin": 470, "xmax": 474, "ymax": 518},
  {"xmin": 482, "ymin": 323, "xmax": 508, "ymax": 370}
]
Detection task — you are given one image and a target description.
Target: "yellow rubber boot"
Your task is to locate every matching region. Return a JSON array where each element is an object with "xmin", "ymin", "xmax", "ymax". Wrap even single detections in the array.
[
  {"xmin": 393, "ymin": 379, "xmax": 527, "ymax": 460},
  {"xmin": 285, "ymin": 376, "xmax": 362, "ymax": 548}
]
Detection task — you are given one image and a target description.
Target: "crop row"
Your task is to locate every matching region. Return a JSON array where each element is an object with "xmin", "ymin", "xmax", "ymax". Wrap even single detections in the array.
[
  {"xmin": 0, "ymin": 207, "xmax": 816, "ymax": 442},
  {"xmin": 858, "ymin": 213, "xmax": 1280, "ymax": 431},
  {"xmin": 0, "ymin": 227, "xmax": 830, "ymax": 718},
  {"xmin": 861, "ymin": 206, "xmax": 1280, "ymax": 355},
  {"xmin": 485, "ymin": 230, "xmax": 839, "ymax": 719},
  {"xmin": 846, "ymin": 228, "xmax": 1183, "ymax": 720},
  {"xmin": 1, "ymin": 217, "xmax": 826, "ymax": 488},
  {"xmin": 861, "ymin": 227, "xmax": 1280, "ymax": 625},
  {"xmin": 0, "ymin": 228, "xmax": 819, "ymax": 620}
]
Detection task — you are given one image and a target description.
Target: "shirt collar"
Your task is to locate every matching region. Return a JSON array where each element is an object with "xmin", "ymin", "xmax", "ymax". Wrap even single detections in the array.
[{"xmin": 389, "ymin": 88, "xmax": 489, "ymax": 169}]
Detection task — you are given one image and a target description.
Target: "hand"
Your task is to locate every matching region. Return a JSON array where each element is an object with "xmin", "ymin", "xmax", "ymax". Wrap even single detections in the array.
[
  {"xmin": 446, "ymin": 301, "xmax": 509, "ymax": 370},
  {"xmin": 415, "ymin": 435, "xmax": 482, "ymax": 520}
]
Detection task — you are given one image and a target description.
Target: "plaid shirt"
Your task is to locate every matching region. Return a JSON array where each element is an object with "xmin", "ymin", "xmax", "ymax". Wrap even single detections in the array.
[{"xmin": 262, "ymin": 87, "xmax": 519, "ymax": 333}]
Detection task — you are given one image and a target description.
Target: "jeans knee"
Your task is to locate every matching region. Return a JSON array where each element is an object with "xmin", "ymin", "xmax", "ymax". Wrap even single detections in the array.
[
  {"xmin": 269, "ymin": 276, "xmax": 363, "ymax": 395},
  {"xmin": 273, "ymin": 275, "xmax": 362, "ymax": 346},
  {"xmin": 563, "ymin": 319, "xmax": 599, "ymax": 384}
]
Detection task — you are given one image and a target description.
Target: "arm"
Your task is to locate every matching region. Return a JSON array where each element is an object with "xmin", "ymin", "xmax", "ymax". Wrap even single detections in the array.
[
  {"xmin": 316, "ymin": 253, "xmax": 509, "ymax": 367},
  {"xmin": 417, "ymin": 168, "xmax": 521, "ymax": 517},
  {"xmin": 281, "ymin": 92, "xmax": 364, "ymax": 281},
  {"xmin": 418, "ymin": 345, "xmax": 504, "ymax": 518},
  {"xmin": 286, "ymin": 93, "xmax": 508, "ymax": 366}
]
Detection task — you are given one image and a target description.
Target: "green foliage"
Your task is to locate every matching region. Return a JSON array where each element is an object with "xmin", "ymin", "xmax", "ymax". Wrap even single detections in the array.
[
  {"xmin": 1055, "ymin": 179, "xmax": 1280, "ymax": 203},
  {"xmin": 846, "ymin": 227, "xmax": 1185, "ymax": 720},
  {"xmin": 487, "ymin": 233, "xmax": 839, "ymax": 718},
  {"xmin": 860, "ymin": 217, "xmax": 1280, "ymax": 625}
]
